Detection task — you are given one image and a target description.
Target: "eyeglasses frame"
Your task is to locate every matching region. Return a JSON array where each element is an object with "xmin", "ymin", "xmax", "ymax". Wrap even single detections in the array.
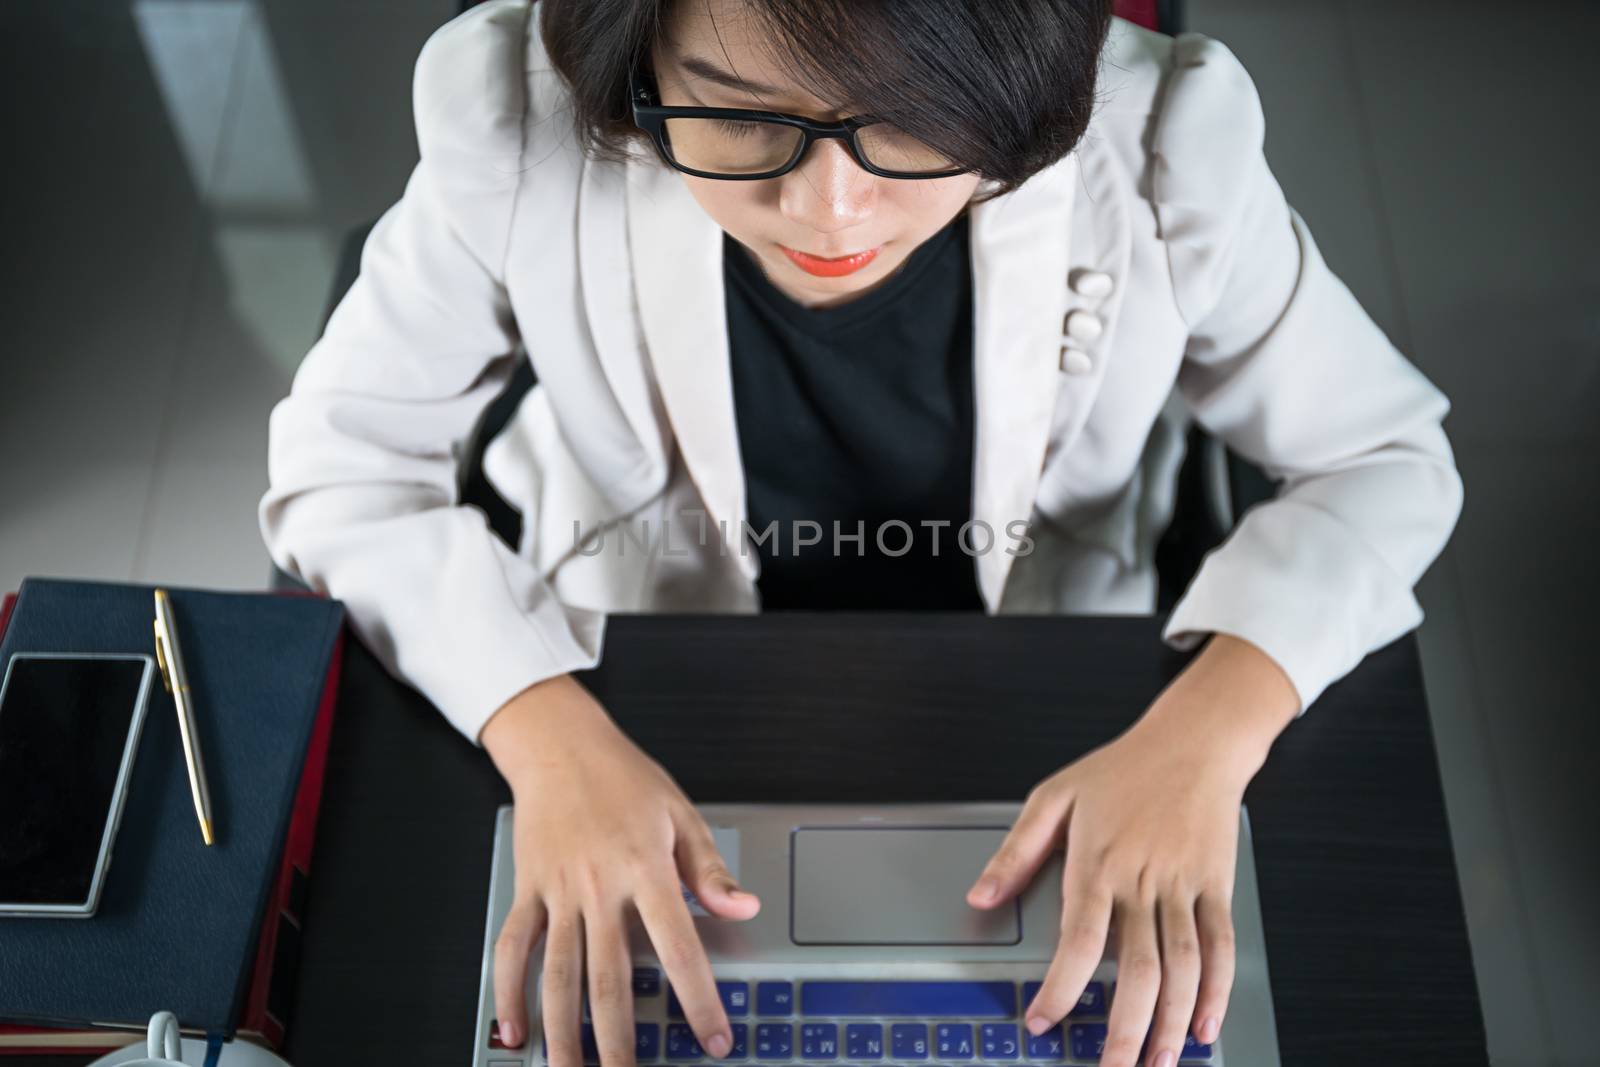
[{"xmin": 628, "ymin": 68, "xmax": 969, "ymax": 182}]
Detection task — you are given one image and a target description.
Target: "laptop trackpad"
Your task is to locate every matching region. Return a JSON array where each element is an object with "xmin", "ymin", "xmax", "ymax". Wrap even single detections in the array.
[{"xmin": 790, "ymin": 828, "xmax": 1022, "ymax": 945}]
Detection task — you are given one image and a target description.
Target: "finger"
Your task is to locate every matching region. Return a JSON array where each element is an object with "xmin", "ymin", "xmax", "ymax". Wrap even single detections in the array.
[
  {"xmin": 1025, "ymin": 843, "xmax": 1109, "ymax": 1033},
  {"xmin": 970, "ymin": 786, "xmax": 1070, "ymax": 908},
  {"xmin": 673, "ymin": 811, "xmax": 761, "ymax": 921},
  {"xmin": 635, "ymin": 876, "xmax": 732, "ymax": 1058},
  {"xmin": 1146, "ymin": 893, "xmax": 1201, "ymax": 1067},
  {"xmin": 493, "ymin": 896, "xmax": 548, "ymax": 1048},
  {"xmin": 586, "ymin": 902, "xmax": 638, "ymax": 1067},
  {"xmin": 541, "ymin": 907, "xmax": 587, "ymax": 1067},
  {"xmin": 1191, "ymin": 892, "xmax": 1235, "ymax": 1047},
  {"xmin": 1103, "ymin": 894, "xmax": 1160, "ymax": 1067}
]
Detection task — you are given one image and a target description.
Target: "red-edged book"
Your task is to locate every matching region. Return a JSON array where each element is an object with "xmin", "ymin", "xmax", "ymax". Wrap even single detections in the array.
[{"xmin": 0, "ymin": 584, "xmax": 345, "ymax": 1055}]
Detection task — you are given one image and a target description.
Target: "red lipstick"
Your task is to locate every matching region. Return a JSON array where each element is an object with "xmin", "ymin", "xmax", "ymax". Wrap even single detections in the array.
[{"xmin": 778, "ymin": 243, "xmax": 880, "ymax": 277}]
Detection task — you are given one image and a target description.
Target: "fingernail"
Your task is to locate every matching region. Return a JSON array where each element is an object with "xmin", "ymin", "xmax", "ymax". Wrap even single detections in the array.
[
  {"xmin": 707, "ymin": 1033, "xmax": 732, "ymax": 1057},
  {"xmin": 1025, "ymin": 1016, "xmax": 1050, "ymax": 1036},
  {"xmin": 972, "ymin": 878, "xmax": 997, "ymax": 903},
  {"xmin": 1154, "ymin": 1051, "xmax": 1176, "ymax": 1067},
  {"xmin": 1201, "ymin": 1016, "xmax": 1220, "ymax": 1043},
  {"xmin": 498, "ymin": 1020, "xmax": 519, "ymax": 1047}
]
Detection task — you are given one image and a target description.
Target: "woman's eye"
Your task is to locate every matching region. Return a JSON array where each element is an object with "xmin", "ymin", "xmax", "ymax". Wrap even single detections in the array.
[{"xmin": 714, "ymin": 119, "xmax": 775, "ymax": 140}]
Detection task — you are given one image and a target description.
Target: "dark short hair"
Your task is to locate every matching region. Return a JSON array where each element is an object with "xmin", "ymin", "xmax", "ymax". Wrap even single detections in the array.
[{"xmin": 540, "ymin": 0, "xmax": 1116, "ymax": 200}]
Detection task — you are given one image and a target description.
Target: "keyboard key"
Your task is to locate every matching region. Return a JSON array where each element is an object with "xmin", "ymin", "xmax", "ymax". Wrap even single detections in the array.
[
  {"xmin": 755, "ymin": 1023, "xmax": 792, "ymax": 1060},
  {"xmin": 720, "ymin": 982, "xmax": 750, "ymax": 1016},
  {"xmin": 637, "ymin": 1022, "xmax": 661, "ymax": 1061},
  {"xmin": 1021, "ymin": 981, "xmax": 1105, "ymax": 1019},
  {"xmin": 800, "ymin": 1023, "xmax": 839, "ymax": 1059},
  {"xmin": 981, "ymin": 1023, "xmax": 1020, "ymax": 1059},
  {"xmin": 891, "ymin": 1023, "xmax": 929, "ymax": 1060},
  {"xmin": 542, "ymin": 1024, "xmax": 601, "ymax": 1063},
  {"xmin": 1179, "ymin": 1034, "xmax": 1214, "ymax": 1062},
  {"xmin": 635, "ymin": 968, "xmax": 663, "ymax": 997},
  {"xmin": 1025, "ymin": 1024, "xmax": 1065, "ymax": 1060},
  {"xmin": 1068, "ymin": 1023, "xmax": 1106, "ymax": 1061},
  {"xmin": 1072, "ymin": 983, "xmax": 1106, "ymax": 1018},
  {"xmin": 800, "ymin": 981, "xmax": 1017, "ymax": 1017},
  {"xmin": 672, "ymin": 983, "xmax": 747, "ymax": 1020},
  {"xmin": 666, "ymin": 1023, "xmax": 704, "ymax": 1060},
  {"xmin": 846, "ymin": 1023, "xmax": 884, "ymax": 1059},
  {"xmin": 757, "ymin": 981, "xmax": 794, "ymax": 1016},
  {"xmin": 936, "ymin": 1023, "xmax": 974, "ymax": 1059},
  {"xmin": 657, "ymin": 1019, "xmax": 744, "ymax": 1060}
]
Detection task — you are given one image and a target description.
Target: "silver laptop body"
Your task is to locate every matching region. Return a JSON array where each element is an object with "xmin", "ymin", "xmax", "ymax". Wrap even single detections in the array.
[{"xmin": 470, "ymin": 803, "xmax": 1279, "ymax": 1067}]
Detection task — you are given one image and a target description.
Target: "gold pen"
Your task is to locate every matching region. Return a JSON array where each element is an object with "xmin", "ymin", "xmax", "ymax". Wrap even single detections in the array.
[{"xmin": 153, "ymin": 588, "xmax": 216, "ymax": 846}]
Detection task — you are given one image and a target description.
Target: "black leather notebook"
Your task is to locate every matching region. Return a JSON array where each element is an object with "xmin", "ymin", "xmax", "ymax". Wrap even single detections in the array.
[{"xmin": 0, "ymin": 576, "xmax": 345, "ymax": 1037}]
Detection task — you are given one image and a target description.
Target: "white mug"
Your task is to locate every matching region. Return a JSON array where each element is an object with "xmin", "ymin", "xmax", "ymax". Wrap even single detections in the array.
[{"xmin": 120, "ymin": 1011, "xmax": 185, "ymax": 1067}]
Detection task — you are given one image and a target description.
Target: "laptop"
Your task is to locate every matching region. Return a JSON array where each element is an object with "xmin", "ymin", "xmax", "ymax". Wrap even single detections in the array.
[{"xmin": 469, "ymin": 803, "xmax": 1279, "ymax": 1066}]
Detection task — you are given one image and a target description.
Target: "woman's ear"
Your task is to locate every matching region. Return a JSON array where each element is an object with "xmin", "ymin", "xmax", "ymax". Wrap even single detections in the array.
[{"xmin": 971, "ymin": 176, "xmax": 1005, "ymax": 203}]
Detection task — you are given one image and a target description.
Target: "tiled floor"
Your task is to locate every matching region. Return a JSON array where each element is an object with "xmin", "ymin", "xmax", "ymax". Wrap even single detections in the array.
[
  {"xmin": 2, "ymin": 2, "xmax": 1595, "ymax": 1064},
  {"xmin": 0, "ymin": 0, "xmax": 455, "ymax": 589}
]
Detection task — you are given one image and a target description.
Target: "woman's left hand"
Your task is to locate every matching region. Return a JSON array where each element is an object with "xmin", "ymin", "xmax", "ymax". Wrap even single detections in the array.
[{"xmin": 965, "ymin": 634, "xmax": 1300, "ymax": 1067}]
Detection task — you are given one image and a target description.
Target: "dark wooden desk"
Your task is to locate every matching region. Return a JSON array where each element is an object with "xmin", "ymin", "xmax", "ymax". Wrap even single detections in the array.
[
  {"xmin": 29, "ymin": 615, "xmax": 1483, "ymax": 1065},
  {"xmin": 270, "ymin": 614, "xmax": 1487, "ymax": 1065}
]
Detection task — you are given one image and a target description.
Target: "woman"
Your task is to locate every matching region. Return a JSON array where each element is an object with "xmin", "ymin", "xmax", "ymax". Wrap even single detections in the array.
[{"xmin": 258, "ymin": 0, "xmax": 1463, "ymax": 1065}]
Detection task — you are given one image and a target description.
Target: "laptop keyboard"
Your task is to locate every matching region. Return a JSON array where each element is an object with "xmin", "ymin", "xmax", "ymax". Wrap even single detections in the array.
[{"xmin": 489, "ymin": 972, "xmax": 1216, "ymax": 1065}]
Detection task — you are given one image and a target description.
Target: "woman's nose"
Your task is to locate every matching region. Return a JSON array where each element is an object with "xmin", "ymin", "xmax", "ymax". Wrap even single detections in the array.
[{"xmin": 778, "ymin": 137, "xmax": 877, "ymax": 232}]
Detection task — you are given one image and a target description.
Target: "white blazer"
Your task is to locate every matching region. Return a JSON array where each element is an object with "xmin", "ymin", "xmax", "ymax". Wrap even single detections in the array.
[{"xmin": 259, "ymin": 0, "xmax": 1463, "ymax": 742}]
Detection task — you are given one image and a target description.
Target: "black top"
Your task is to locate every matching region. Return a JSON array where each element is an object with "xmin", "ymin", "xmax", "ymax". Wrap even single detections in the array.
[{"xmin": 724, "ymin": 210, "xmax": 983, "ymax": 610}]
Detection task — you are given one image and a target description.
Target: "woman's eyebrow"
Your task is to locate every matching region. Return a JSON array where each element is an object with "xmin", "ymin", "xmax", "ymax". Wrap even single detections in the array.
[{"xmin": 676, "ymin": 53, "xmax": 787, "ymax": 98}]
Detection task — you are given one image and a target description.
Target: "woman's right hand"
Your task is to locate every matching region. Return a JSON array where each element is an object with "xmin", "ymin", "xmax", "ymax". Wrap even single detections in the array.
[{"xmin": 480, "ymin": 673, "xmax": 759, "ymax": 1067}]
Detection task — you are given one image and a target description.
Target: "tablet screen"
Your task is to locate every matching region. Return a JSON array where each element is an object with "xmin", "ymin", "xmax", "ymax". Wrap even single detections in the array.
[{"xmin": 0, "ymin": 655, "xmax": 150, "ymax": 908}]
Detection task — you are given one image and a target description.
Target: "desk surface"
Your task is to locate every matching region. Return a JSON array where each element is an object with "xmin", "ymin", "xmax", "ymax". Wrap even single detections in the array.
[{"xmin": 26, "ymin": 613, "xmax": 1490, "ymax": 1066}]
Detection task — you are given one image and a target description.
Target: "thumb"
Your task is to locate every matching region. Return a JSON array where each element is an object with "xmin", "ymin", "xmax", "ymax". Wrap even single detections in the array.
[
  {"xmin": 968, "ymin": 788, "xmax": 1068, "ymax": 908},
  {"xmin": 674, "ymin": 813, "xmax": 762, "ymax": 921}
]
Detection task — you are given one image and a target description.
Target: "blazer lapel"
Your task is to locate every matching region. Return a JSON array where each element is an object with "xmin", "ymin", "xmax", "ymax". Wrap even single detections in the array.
[
  {"xmin": 624, "ymin": 154, "xmax": 755, "ymax": 578},
  {"xmin": 968, "ymin": 153, "xmax": 1079, "ymax": 611},
  {"xmin": 1048, "ymin": 135, "xmax": 1134, "ymax": 471},
  {"xmin": 577, "ymin": 153, "xmax": 671, "ymax": 504}
]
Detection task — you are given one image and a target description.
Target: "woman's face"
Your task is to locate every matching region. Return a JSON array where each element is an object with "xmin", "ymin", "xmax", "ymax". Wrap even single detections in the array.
[{"xmin": 649, "ymin": 0, "xmax": 982, "ymax": 310}]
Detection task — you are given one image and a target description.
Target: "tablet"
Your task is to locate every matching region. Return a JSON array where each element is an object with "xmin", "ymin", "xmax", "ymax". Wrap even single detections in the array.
[{"xmin": 0, "ymin": 651, "xmax": 157, "ymax": 918}]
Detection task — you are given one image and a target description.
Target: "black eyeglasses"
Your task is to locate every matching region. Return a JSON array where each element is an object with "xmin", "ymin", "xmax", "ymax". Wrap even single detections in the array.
[{"xmin": 629, "ymin": 68, "xmax": 969, "ymax": 181}]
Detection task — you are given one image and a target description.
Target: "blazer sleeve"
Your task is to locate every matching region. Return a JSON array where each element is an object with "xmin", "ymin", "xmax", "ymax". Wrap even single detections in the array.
[
  {"xmin": 257, "ymin": 0, "xmax": 602, "ymax": 743},
  {"xmin": 1153, "ymin": 33, "xmax": 1464, "ymax": 713}
]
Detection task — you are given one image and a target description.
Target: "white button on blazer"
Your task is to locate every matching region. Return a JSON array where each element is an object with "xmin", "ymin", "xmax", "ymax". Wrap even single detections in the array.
[{"xmin": 259, "ymin": 0, "xmax": 1464, "ymax": 742}]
